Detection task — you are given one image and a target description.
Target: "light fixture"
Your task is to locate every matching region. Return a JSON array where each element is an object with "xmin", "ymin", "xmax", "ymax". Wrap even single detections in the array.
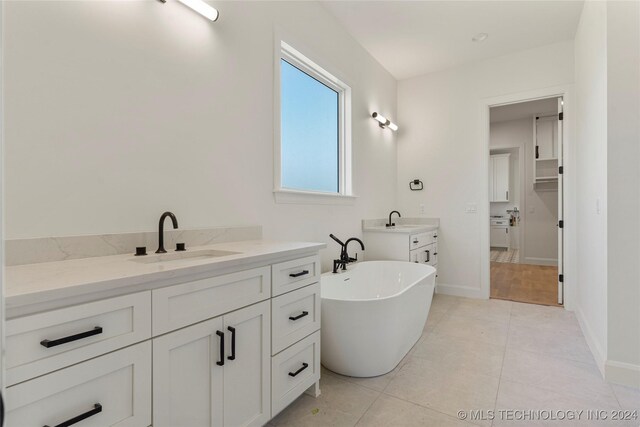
[
  {"xmin": 472, "ymin": 32, "xmax": 489, "ymax": 42},
  {"xmin": 372, "ymin": 112, "xmax": 398, "ymax": 131},
  {"xmin": 159, "ymin": 0, "xmax": 219, "ymax": 22}
]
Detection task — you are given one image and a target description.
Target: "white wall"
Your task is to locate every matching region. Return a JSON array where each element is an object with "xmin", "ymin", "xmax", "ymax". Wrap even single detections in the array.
[
  {"xmin": 3, "ymin": 1, "xmax": 398, "ymax": 271},
  {"xmin": 605, "ymin": 0, "xmax": 640, "ymax": 387},
  {"xmin": 574, "ymin": 0, "xmax": 640, "ymax": 387},
  {"xmin": 574, "ymin": 0, "xmax": 609, "ymax": 374},
  {"xmin": 397, "ymin": 40, "xmax": 574, "ymax": 296},
  {"xmin": 490, "ymin": 117, "xmax": 558, "ymax": 263}
]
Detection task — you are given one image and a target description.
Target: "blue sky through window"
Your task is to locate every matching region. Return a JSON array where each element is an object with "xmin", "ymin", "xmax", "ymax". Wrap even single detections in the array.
[{"xmin": 281, "ymin": 59, "xmax": 339, "ymax": 193}]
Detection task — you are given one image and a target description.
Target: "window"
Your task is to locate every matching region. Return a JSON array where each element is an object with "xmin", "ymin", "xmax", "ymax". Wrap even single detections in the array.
[{"xmin": 275, "ymin": 41, "xmax": 352, "ymax": 202}]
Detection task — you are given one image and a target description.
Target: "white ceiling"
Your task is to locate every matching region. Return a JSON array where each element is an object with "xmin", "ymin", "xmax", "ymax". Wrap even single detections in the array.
[
  {"xmin": 322, "ymin": 1, "xmax": 584, "ymax": 80},
  {"xmin": 490, "ymin": 97, "xmax": 559, "ymax": 123}
]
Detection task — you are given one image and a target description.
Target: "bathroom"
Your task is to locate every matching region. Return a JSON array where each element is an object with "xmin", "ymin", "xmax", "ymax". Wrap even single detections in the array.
[{"xmin": 0, "ymin": 1, "xmax": 639, "ymax": 426}]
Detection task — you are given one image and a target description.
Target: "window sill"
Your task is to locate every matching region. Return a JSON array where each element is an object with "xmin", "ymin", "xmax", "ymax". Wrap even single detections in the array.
[{"xmin": 273, "ymin": 189, "xmax": 357, "ymax": 205}]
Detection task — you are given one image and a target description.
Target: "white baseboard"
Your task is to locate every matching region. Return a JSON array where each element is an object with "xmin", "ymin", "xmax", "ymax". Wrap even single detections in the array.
[
  {"xmin": 436, "ymin": 283, "xmax": 485, "ymax": 299},
  {"xmin": 605, "ymin": 360, "xmax": 640, "ymax": 388},
  {"xmin": 575, "ymin": 305, "xmax": 607, "ymax": 377},
  {"xmin": 524, "ymin": 257, "xmax": 558, "ymax": 266}
]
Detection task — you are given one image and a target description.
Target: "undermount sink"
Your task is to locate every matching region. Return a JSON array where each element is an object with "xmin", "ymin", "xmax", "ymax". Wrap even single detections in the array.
[{"xmin": 131, "ymin": 249, "xmax": 240, "ymax": 264}]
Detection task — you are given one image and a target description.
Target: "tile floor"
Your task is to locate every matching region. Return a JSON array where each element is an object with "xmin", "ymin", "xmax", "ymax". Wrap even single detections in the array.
[
  {"xmin": 491, "ymin": 262, "xmax": 560, "ymax": 306},
  {"xmin": 270, "ymin": 295, "xmax": 640, "ymax": 426}
]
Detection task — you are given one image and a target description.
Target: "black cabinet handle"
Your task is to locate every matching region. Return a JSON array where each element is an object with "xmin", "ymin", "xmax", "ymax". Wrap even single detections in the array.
[
  {"xmin": 43, "ymin": 403, "xmax": 102, "ymax": 427},
  {"xmin": 413, "ymin": 240, "xmax": 419, "ymax": 244},
  {"xmin": 433, "ymin": 234, "xmax": 438, "ymax": 238},
  {"xmin": 216, "ymin": 330, "xmax": 224, "ymax": 366},
  {"xmin": 40, "ymin": 327, "xmax": 103, "ymax": 348},
  {"xmin": 227, "ymin": 326, "xmax": 236, "ymax": 361},
  {"xmin": 289, "ymin": 270, "xmax": 309, "ymax": 278},
  {"xmin": 288, "ymin": 362, "xmax": 309, "ymax": 377},
  {"xmin": 289, "ymin": 311, "xmax": 309, "ymax": 321},
  {"xmin": 424, "ymin": 250, "xmax": 430, "ymax": 263},
  {"xmin": 434, "ymin": 252, "xmax": 438, "ymax": 256}
]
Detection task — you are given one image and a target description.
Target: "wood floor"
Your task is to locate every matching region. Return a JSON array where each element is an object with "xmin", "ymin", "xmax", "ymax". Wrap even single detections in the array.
[{"xmin": 490, "ymin": 262, "xmax": 560, "ymax": 306}]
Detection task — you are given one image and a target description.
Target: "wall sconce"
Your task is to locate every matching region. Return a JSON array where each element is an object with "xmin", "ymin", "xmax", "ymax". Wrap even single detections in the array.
[
  {"xmin": 372, "ymin": 112, "xmax": 398, "ymax": 131},
  {"xmin": 159, "ymin": 0, "xmax": 219, "ymax": 22}
]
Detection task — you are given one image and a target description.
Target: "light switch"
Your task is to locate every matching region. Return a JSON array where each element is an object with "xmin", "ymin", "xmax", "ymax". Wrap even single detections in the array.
[{"xmin": 465, "ymin": 203, "xmax": 477, "ymax": 213}]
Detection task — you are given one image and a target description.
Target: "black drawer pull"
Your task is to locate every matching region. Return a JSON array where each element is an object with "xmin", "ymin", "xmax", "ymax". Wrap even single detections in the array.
[
  {"xmin": 289, "ymin": 311, "xmax": 309, "ymax": 321},
  {"xmin": 288, "ymin": 362, "xmax": 309, "ymax": 377},
  {"xmin": 424, "ymin": 250, "xmax": 430, "ymax": 262},
  {"xmin": 40, "ymin": 327, "xmax": 103, "ymax": 348},
  {"xmin": 43, "ymin": 403, "xmax": 102, "ymax": 427},
  {"xmin": 216, "ymin": 330, "xmax": 225, "ymax": 366},
  {"xmin": 227, "ymin": 326, "xmax": 236, "ymax": 361},
  {"xmin": 289, "ymin": 270, "xmax": 309, "ymax": 278},
  {"xmin": 413, "ymin": 240, "xmax": 419, "ymax": 244}
]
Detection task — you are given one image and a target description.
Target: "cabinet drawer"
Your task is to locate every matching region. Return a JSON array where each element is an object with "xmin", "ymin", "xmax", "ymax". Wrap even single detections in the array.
[
  {"xmin": 6, "ymin": 291, "xmax": 151, "ymax": 386},
  {"xmin": 6, "ymin": 341, "xmax": 152, "ymax": 427},
  {"xmin": 411, "ymin": 243, "xmax": 438, "ymax": 267},
  {"xmin": 272, "ymin": 255, "xmax": 320, "ymax": 296},
  {"xmin": 272, "ymin": 330, "xmax": 320, "ymax": 417},
  {"xmin": 272, "ymin": 283, "xmax": 320, "ymax": 355},
  {"xmin": 409, "ymin": 231, "xmax": 437, "ymax": 250},
  {"xmin": 152, "ymin": 266, "xmax": 270, "ymax": 335}
]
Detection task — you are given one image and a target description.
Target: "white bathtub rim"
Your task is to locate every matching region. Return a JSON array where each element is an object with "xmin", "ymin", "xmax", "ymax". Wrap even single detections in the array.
[{"xmin": 321, "ymin": 261, "xmax": 436, "ymax": 303}]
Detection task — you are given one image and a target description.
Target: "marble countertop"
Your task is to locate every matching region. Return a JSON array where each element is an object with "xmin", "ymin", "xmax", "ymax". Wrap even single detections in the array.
[
  {"xmin": 6, "ymin": 240, "xmax": 325, "ymax": 316},
  {"xmin": 362, "ymin": 224, "xmax": 439, "ymax": 234},
  {"xmin": 362, "ymin": 217, "xmax": 439, "ymax": 234}
]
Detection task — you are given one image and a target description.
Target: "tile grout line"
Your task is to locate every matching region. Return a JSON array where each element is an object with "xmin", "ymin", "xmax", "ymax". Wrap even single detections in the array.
[{"xmin": 491, "ymin": 301, "xmax": 513, "ymax": 427}]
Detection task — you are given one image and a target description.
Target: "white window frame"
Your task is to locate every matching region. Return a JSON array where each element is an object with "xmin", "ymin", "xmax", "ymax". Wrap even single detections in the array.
[{"xmin": 274, "ymin": 38, "xmax": 354, "ymax": 205}]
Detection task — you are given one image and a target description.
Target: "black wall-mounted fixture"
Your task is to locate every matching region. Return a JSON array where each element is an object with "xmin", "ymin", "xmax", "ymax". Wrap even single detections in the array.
[
  {"xmin": 410, "ymin": 179, "xmax": 424, "ymax": 191},
  {"xmin": 371, "ymin": 112, "xmax": 398, "ymax": 131},
  {"xmin": 157, "ymin": 0, "xmax": 220, "ymax": 22}
]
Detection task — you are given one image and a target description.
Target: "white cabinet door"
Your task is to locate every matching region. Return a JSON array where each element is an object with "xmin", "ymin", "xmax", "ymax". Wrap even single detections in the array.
[
  {"xmin": 492, "ymin": 154, "xmax": 510, "ymax": 202},
  {"xmin": 489, "ymin": 156, "xmax": 495, "ymax": 201},
  {"xmin": 153, "ymin": 317, "xmax": 224, "ymax": 427},
  {"xmin": 223, "ymin": 301, "xmax": 271, "ymax": 427},
  {"xmin": 490, "ymin": 227, "xmax": 510, "ymax": 249}
]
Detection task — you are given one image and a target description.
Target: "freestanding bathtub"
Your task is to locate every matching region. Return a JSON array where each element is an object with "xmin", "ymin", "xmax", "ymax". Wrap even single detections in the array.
[{"xmin": 321, "ymin": 261, "xmax": 436, "ymax": 377}]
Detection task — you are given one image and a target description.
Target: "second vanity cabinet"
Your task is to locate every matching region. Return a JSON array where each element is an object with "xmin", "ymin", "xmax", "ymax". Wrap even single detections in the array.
[{"xmin": 5, "ymin": 246, "xmax": 322, "ymax": 427}]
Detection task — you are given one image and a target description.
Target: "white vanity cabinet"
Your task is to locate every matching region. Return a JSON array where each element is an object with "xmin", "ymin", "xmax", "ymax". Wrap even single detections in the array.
[
  {"xmin": 364, "ymin": 228, "xmax": 439, "ymax": 276},
  {"xmin": 5, "ymin": 245, "xmax": 323, "ymax": 427},
  {"xmin": 153, "ymin": 300, "xmax": 270, "ymax": 427}
]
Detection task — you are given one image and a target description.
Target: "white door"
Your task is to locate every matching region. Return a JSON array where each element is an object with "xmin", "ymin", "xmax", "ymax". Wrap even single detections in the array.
[
  {"xmin": 557, "ymin": 98, "xmax": 564, "ymax": 304},
  {"xmin": 153, "ymin": 316, "xmax": 224, "ymax": 427},
  {"xmin": 223, "ymin": 301, "xmax": 271, "ymax": 427}
]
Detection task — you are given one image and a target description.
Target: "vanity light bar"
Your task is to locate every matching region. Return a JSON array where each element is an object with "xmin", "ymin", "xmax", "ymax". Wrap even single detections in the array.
[
  {"xmin": 372, "ymin": 112, "xmax": 398, "ymax": 131},
  {"xmin": 178, "ymin": 0, "xmax": 219, "ymax": 21},
  {"xmin": 159, "ymin": 0, "xmax": 219, "ymax": 22}
]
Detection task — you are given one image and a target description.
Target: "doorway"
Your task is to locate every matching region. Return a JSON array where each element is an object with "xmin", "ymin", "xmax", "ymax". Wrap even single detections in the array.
[{"xmin": 488, "ymin": 97, "xmax": 563, "ymax": 306}]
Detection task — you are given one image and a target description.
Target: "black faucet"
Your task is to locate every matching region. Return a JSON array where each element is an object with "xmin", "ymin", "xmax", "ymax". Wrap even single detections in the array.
[
  {"xmin": 330, "ymin": 234, "xmax": 365, "ymax": 273},
  {"xmin": 386, "ymin": 210, "xmax": 401, "ymax": 227},
  {"xmin": 156, "ymin": 211, "xmax": 178, "ymax": 254}
]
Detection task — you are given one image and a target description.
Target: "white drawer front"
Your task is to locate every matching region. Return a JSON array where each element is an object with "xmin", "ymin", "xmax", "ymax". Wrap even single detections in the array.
[
  {"xmin": 272, "ymin": 255, "xmax": 320, "ymax": 296},
  {"xmin": 152, "ymin": 266, "xmax": 270, "ymax": 335},
  {"xmin": 409, "ymin": 231, "xmax": 437, "ymax": 250},
  {"xmin": 6, "ymin": 291, "xmax": 151, "ymax": 386},
  {"xmin": 271, "ymin": 330, "xmax": 320, "ymax": 417},
  {"xmin": 272, "ymin": 283, "xmax": 320, "ymax": 355},
  {"xmin": 412, "ymin": 243, "xmax": 438, "ymax": 267},
  {"xmin": 6, "ymin": 341, "xmax": 152, "ymax": 427}
]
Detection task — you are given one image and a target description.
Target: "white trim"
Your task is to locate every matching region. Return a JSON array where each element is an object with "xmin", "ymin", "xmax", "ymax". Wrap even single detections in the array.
[
  {"xmin": 273, "ymin": 189, "xmax": 357, "ymax": 205},
  {"xmin": 479, "ymin": 84, "xmax": 575, "ymax": 311},
  {"xmin": 605, "ymin": 360, "xmax": 640, "ymax": 388},
  {"xmin": 273, "ymin": 32, "xmax": 353, "ymax": 203},
  {"xmin": 436, "ymin": 283, "xmax": 484, "ymax": 299}
]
